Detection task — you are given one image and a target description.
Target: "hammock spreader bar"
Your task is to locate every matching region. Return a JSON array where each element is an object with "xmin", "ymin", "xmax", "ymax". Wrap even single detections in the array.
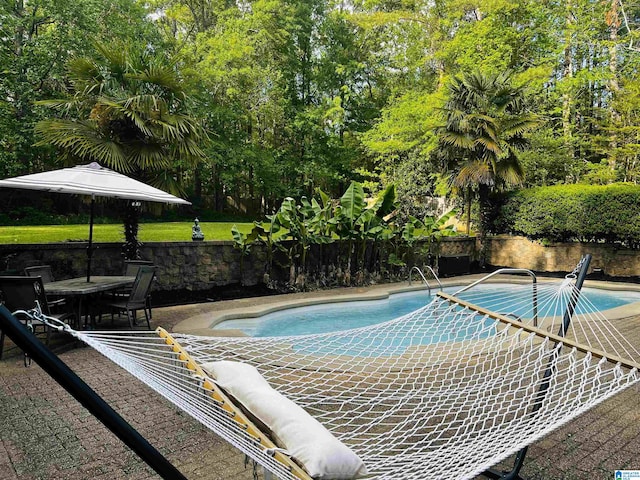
[
  {"xmin": 437, "ymin": 300, "xmax": 639, "ymax": 369},
  {"xmin": 0, "ymin": 305, "xmax": 187, "ymax": 480},
  {"xmin": 156, "ymin": 327, "xmax": 314, "ymax": 480}
]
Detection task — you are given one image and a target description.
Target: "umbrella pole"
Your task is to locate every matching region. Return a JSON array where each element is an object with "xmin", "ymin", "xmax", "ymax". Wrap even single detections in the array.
[{"xmin": 86, "ymin": 195, "xmax": 95, "ymax": 282}]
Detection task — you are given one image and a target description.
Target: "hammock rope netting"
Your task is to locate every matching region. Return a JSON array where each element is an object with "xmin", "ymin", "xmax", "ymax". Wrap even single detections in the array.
[{"xmin": 67, "ymin": 273, "xmax": 640, "ymax": 480}]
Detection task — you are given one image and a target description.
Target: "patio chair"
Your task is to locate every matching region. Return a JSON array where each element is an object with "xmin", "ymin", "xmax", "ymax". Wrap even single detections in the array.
[
  {"xmin": 0, "ymin": 276, "xmax": 74, "ymax": 359},
  {"xmin": 124, "ymin": 260, "xmax": 154, "ymax": 276},
  {"xmin": 122, "ymin": 260, "xmax": 155, "ymax": 319},
  {"xmin": 24, "ymin": 265, "xmax": 54, "ymax": 283},
  {"xmin": 99, "ymin": 266, "xmax": 156, "ymax": 330},
  {"xmin": 24, "ymin": 265, "xmax": 66, "ymax": 313}
]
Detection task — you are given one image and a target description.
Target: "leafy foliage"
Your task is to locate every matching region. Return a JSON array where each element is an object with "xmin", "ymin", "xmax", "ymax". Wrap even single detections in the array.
[
  {"xmin": 495, "ymin": 184, "xmax": 640, "ymax": 247},
  {"xmin": 236, "ymin": 181, "xmax": 460, "ymax": 290},
  {"xmin": 0, "ymin": 0, "xmax": 158, "ymax": 178},
  {"xmin": 436, "ymin": 71, "xmax": 538, "ymax": 193},
  {"xmin": 4, "ymin": 0, "xmax": 640, "ymax": 224},
  {"xmin": 34, "ymin": 42, "xmax": 207, "ymax": 195},
  {"xmin": 431, "ymin": 70, "xmax": 538, "ymax": 254}
]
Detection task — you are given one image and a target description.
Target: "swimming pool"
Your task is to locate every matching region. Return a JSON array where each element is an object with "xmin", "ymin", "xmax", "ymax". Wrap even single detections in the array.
[{"xmin": 212, "ymin": 283, "xmax": 640, "ymax": 337}]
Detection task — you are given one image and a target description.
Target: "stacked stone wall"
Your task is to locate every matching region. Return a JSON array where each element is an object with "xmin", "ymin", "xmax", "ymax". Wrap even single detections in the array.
[
  {"xmin": 3, "ymin": 236, "xmax": 638, "ymax": 293},
  {"xmin": 0, "ymin": 237, "xmax": 477, "ymax": 292},
  {"xmin": 486, "ymin": 235, "xmax": 640, "ymax": 277}
]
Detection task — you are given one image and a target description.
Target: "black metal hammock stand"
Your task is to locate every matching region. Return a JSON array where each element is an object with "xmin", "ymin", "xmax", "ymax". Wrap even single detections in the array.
[{"xmin": 0, "ymin": 303, "xmax": 187, "ymax": 479}]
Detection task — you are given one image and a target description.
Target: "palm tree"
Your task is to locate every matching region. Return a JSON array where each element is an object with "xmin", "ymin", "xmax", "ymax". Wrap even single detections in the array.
[
  {"xmin": 435, "ymin": 71, "xmax": 538, "ymax": 256},
  {"xmin": 35, "ymin": 42, "xmax": 207, "ymax": 258}
]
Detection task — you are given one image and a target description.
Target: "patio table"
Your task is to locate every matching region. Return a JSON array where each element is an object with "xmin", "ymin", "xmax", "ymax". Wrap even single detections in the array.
[{"xmin": 46, "ymin": 276, "xmax": 135, "ymax": 328}]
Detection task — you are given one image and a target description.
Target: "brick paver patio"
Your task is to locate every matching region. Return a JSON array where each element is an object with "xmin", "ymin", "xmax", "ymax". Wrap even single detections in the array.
[{"xmin": 1, "ymin": 286, "xmax": 639, "ymax": 479}]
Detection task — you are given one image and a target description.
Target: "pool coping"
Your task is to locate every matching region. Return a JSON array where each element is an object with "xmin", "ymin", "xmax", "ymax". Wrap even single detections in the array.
[{"xmin": 171, "ymin": 274, "xmax": 640, "ymax": 336}]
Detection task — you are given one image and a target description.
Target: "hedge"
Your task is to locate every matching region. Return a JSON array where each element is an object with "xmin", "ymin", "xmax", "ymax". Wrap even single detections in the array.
[{"xmin": 494, "ymin": 183, "xmax": 640, "ymax": 246}]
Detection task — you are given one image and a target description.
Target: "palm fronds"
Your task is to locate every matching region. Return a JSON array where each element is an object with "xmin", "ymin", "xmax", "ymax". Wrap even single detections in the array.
[
  {"xmin": 35, "ymin": 41, "xmax": 207, "ymax": 189},
  {"xmin": 438, "ymin": 70, "xmax": 540, "ymax": 191}
]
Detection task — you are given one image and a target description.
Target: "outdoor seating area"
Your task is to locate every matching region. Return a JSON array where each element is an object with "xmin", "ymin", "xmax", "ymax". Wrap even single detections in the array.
[
  {"xmin": 6, "ymin": 2, "xmax": 640, "ymax": 477},
  {"xmin": 0, "ymin": 287, "xmax": 639, "ymax": 480},
  {"xmin": 0, "ymin": 260, "xmax": 158, "ymax": 360}
]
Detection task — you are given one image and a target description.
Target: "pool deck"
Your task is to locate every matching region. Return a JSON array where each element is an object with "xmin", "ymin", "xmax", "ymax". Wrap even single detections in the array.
[{"xmin": 1, "ymin": 275, "xmax": 640, "ymax": 479}]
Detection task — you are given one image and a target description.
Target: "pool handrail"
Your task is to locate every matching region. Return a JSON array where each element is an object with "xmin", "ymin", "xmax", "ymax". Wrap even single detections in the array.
[
  {"xmin": 452, "ymin": 268, "xmax": 539, "ymax": 327},
  {"xmin": 408, "ymin": 266, "xmax": 443, "ymax": 294}
]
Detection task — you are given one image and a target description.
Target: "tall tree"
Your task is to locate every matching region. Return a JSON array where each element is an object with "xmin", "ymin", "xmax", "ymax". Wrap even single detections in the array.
[
  {"xmin": 34, "ymin": 42, "xmax": 207, "ymax": 257},
  {"xmin": 561, "ymin": 0, "xmax": 575, "ymax": 161},
  {"xmin": 605, "ymin": 0, "xmax": 621, "ymax": 171},
  {"xmin": 435, "ymin": 71, "xmax": 538, "ymax": 241},
  {"xmin": 0, "ymin": 0, "xmax": 158, "ymax": 178},
  {"xmin": 35, "ymin": 42, "xmax": 206, "ymax": 194}
]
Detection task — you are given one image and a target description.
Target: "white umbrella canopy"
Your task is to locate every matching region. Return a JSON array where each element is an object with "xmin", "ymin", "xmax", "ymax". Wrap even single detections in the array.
[
  {"xmin": 0, "ymin": 162, "xmax": 191, "ymax": 204},
  {"xmin": 0, "ymin": 162, "xmax": 191, "ymax": 281}
]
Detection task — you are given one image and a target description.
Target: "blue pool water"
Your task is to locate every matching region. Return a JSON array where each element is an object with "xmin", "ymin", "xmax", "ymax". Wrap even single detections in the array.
[{"xmin": 213, "ymin": 284, "xmax": 640, "ymax": 338}]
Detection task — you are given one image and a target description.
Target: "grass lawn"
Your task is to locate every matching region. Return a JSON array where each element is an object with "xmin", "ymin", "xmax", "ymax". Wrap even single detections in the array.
[{"xmin": 0, "ymin": 222, "xmax": 255, "ymax": 244}]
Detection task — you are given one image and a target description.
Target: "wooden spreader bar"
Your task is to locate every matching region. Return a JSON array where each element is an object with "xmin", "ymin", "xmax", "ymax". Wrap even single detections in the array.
[
  {"xmin": 155, "ymin": 327, "xmax": 313, "ymax": 480},
  {"xmin": 437, "ymin": 292, "xmax": 640, "ymax": 371}
]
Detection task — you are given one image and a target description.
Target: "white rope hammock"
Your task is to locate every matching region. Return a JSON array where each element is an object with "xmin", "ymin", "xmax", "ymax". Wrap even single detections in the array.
[{"xmin": 69, "ymin": 274, "xmax": 640, "ymax": 480}]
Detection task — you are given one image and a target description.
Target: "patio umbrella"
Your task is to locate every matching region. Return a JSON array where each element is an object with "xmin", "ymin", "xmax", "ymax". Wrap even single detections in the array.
[{"xmin": 0, "ymin": 162, "xmax": 191, "ymax": 281}]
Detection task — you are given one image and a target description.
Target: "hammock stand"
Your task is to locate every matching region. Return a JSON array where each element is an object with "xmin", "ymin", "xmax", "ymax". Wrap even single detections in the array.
[
  {"xmin": 0, "ymin": 303, "xmax": 188, "ymax": 479},
  {"xmin": 1, "ymin": 254, "xmax": 638, "ymax": 480},
  {"xmin": 0, "ymin": 301, "xmax": 313, "ymax": 479},
  {"xmin": 483, "ymin": 253, "xmax": 590, "ymax": 480}
]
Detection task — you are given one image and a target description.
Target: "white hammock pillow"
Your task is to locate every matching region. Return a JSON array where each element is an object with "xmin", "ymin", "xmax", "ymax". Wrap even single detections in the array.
[{"xmin": 202, "ymin": 360, "xmax": 368, "ymax": 480}]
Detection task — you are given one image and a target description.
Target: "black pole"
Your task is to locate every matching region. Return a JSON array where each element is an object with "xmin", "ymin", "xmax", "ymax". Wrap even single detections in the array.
[
  {"xmin": 529, "ymin": 254, "xmax": 591, "ymax": 414},
  {"xmin": 557, "ymin": 253, "xmax": 591, "ymax": 338},
  {"xmin": 86, "ymin": 195, "xmax": 95, "ymax": 282},
  {"xmin": 0, "ymin": 306, "xmax": 187, "ymax": 480}
]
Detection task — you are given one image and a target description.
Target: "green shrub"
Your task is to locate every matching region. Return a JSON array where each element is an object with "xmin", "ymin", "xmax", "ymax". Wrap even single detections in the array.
[
  {"xmin": 496, "ymin": 183, "xmax": 640, "ymax": 246},
  {"xmin": 0, "ymin": 206, "xmax": 111, "ymax": 226}
]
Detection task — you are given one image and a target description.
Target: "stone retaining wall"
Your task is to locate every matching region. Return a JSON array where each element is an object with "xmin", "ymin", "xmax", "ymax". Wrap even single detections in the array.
[
  {"xmin": 3, "ymin": 236, "xmax": 638, "ymax": 291},
  {"xmin": 0, "ymin": 242, "xmax": 269, "ymax": 291},
  {"xmin": 486, "ymin": 235, "xmax": 640, "ymax": 277},
  {"xmin": 0, "ymin": 237, "xmax": 477, "ymax": 292}
]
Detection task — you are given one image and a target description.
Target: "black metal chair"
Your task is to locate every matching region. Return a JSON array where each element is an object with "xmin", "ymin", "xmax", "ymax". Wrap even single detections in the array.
[
  {"xmin": 99, "ymin": 266, "xmax": 156, "ymax": 329},
  {"xmin": 24, "ymin": 265, "xmax": 67, "ymax": 312},
  {"xmin": 122, "ymin": 260, "xmax": 155, "ymax": 319},
  {"xmin": 0, "ymin": 276, "xmax": 74, "ymax": 359},
  {"xmin": 124, "ymin": 260, "xmax": 154, "ymax": 276},
  {"xmin": 24, "ymin": 265, "xmax": 55, "ymax": 283}
]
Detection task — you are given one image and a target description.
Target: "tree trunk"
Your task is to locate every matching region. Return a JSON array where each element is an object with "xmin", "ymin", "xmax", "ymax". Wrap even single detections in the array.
[
  {"xmin": 13, "ymin": 0, "xmax": 27, "ymax": 122},
  {"xmin": 210, "ymin": 163, "xmax": 225, "ymax": 211},
  {"xmin": 477, "ymin": 184, "xmax": 491, "ymax": 267},
  {"xmin": 122, "ymin": 201, "xmax": 142, "ymax": 260},
  {"xmin": 562, "ymin": 1, "xmax": 575, "ymax": 165},
  {"xmin": 194, "ymin": 163, "xmax": 202, "ymax": 200},
  {"xmin": 606, "ymin": 0, "xmax": 621, "ymax": 173},
  {"xmin": 465, "ymin": 187, "xmax": 472, "ymax": 235}
]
